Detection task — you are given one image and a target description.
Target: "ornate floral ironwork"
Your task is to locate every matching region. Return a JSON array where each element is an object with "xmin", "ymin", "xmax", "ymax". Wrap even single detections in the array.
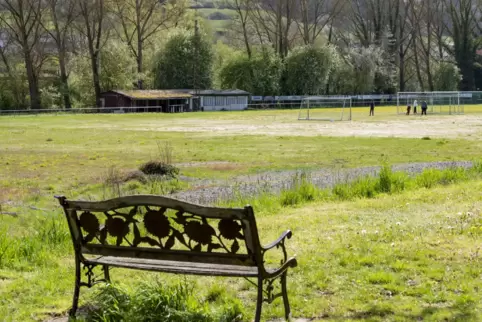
[
  {"xmin": 80, "ymin": 264, "xmax": 109, "ymax": 288},
  {"xmin": 76, "ymin": 206, "xmax": 248, "ymax": 254}
]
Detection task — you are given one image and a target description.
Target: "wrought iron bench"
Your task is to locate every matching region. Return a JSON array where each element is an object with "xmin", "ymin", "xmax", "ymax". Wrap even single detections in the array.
[{"xmin": 56, "ymin": 195, "xmax": 297, "ymax": 321}]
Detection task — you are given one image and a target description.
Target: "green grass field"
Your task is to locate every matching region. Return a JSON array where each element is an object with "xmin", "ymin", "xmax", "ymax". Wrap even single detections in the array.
[{"xmin": 1, "ymin": 107, "xmax": 482, "ymax": 321}]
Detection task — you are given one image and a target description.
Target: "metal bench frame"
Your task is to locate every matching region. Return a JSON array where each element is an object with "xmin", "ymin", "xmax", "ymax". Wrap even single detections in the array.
[{"xmin": 56, "ymin": 195, "xmax": 297, "ymax": 321}]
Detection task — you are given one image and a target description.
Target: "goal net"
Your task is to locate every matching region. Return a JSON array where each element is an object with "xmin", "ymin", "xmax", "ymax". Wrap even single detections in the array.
[
  {"xmin": 298, "ymin": 96, "xmax": 352, "ymax": 121},
  {"xmin": 397, "ymin": 92, "xmax": 464, "ymax": 115}
]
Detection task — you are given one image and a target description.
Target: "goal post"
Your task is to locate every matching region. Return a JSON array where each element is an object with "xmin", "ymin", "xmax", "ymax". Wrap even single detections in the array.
[
  {"xmin": 298, "ymin": 96, "xmax": 352, "ymax": 121},
  {"xmin": 397, "ymin": 91, "xmax": 464, "ymax": 115}
]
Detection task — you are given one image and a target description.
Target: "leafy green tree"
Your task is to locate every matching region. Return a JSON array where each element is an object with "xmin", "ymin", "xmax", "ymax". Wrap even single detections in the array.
[
  {"xmin": 153, "ymin": 30, "xmax": 213, "ymax": 89},
  {"xmin": 281, "ymin": 45, "xmax": 338, "ymax": 95},
  {"xmin": 68, "ymin": 40, "xmax": 137, "ymax": 107},
  {"xmin": 0, "ymin": 63, "xmax": 29, "ymax": 110},
  {"xmin": 218, "ymin": 47, "xmax": 282, "ymax": 95},
  {"xmin": 433, "ymin": 62, "xmax": 461, "ymax": 91},
  {"xmin": 99, "ymin": 41, "xmax": 137, "ymax": 91},
  {"xmin": 331, "ymin": 45, "xmax": 394, "ymax": 94}
]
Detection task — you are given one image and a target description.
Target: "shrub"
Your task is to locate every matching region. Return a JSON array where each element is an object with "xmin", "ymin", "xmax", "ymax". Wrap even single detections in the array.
[
  {"xmin": 377, "ymin": 164, "xmax": 393, "ymax": 193},
  {"xmin": 139, "ymin": 161, "xmax": 179, "ymax": 178},
  {"xmin": 439, "ymin": 167, "xmax": 468, "ymax": 185},
  {"xmin": 351, "ymin": 177, "xmax": 378, "ymax": 199},
  {"xmin": 415, "ymin": 169, "xmax": 444, "ymax": 189},
  {"xmin": 471, "ymin": 160, "xmax": 482, "ymax": 175},
  {"xmin": 280, "ymin": 172, "xmax": 319, "ymax": 206},
  {"xmin": 389, "ymin": 172, "xmax": 410, "ymax": 193}
]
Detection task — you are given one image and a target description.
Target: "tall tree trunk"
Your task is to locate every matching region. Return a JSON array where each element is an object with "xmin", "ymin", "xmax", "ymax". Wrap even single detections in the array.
[
  {"xmin": 241, "ymin": 19, "xmax": 252, "ymax": 59},
  {"xmin": 137, "ymin": 38, "xmax": 143, "ymax": 89},
  {"xmin": 23, "ymin": 43, "xmax": 41, "ymax": 110},
  {"xmin": 277, "ymin": 1, "xmax": 283, "ymax": 56},
  {"xmin": 300, "ymin": 0, "xmax": 310, "ymax": 44},
  {"xmin": 58, "ymin": 50, "xmax": 72, "ymax": 109},
  {"xmin": 91, "ymin": 52, "xmax": 102, "ymax": 107},
  {"xmin": 399, "ymin": 48, "xmax": 405, "ymax": 92},
  {"xmin": 50, "ymin": 3, "xmax": 73, "ymax": 109},
  {"xmin": 413, "ymin": 38, "xmax": 425, "ymax": 91},
  {"xmin": 136, "ymin": 0, "xmax": 143, "ymax": 89}
]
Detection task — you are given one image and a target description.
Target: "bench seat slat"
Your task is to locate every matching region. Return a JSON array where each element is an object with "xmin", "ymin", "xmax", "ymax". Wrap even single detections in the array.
[
  {"xmin": 86, "ymin": 256, "xmax": 266, "ymax": 277},
  {"xmin": 82, "ymin": 244, "xmax": 256, "ymax": 266}
]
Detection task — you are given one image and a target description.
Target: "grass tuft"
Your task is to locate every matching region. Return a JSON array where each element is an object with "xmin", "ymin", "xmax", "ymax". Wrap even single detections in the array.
[
  {"xmin": 83, "ymin": 280, "xmax": 244, "ymax": 322},
  {"xmin": 280, "ymin": 172, "xmax": 319, "ymax": 206}
]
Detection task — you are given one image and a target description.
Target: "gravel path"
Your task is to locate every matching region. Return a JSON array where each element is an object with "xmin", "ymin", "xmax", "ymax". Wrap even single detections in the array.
[{"xmin": 172, "ymin": 161, "xmax": 474, "ymax": 205}]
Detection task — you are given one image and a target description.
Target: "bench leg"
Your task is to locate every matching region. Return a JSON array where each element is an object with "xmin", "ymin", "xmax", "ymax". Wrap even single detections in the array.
[
  {"xmin": 70, "ymin": 257, "xmax": 81, "ymax": 317},
  {"xmin": 254, "ymin": 276, "xmax": 263, "ymax": 322},
  {"xmin": 103, "ymin": 265, "xmax": 110, "ymax": 283},
  {"xmin": 281, "ymin": 272, "xmax": 291, "ymax": 321}
]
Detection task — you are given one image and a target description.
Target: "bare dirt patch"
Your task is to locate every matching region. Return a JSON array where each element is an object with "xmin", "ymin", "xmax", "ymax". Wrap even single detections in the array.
[{"xmin": 105, "ymin": 114, "xmax": 482, "ymax": 140}]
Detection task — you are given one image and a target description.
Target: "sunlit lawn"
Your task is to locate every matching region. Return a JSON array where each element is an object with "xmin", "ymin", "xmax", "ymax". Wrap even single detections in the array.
[
  {"xmin": 1, "ymin": 107, "xmax": 482, "ymax": 321},
  {"xmin": 1, "ymin": 180, "xmax": 481, "ymax": 321}
]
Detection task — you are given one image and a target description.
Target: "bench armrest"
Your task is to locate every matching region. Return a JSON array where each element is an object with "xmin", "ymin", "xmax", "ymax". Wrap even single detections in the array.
[
  {"xmin": 262, "ymin": 230, "xmax": 292, "ymax": 251},
  {"xmin": 265, "ymin": 257, "xmax": 298, "ymax": 279}
]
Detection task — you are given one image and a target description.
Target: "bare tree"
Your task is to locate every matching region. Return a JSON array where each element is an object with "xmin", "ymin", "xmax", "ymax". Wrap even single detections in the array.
[
  {"xmin": 41, "ymin": 0, "xmax": 76, "ymax": 109},
  {"xmin": 0, "ymin": 0, "xmax": 44, "ymax": 109},
  {"xmin": 251, "ymin": 0, "xmax": 298, "ymax": 57},
  {"xmin": 408, "ymin": 0, "xmax": 437, "ymax": 90},
  {"xmin": 296, "ymin": 0, "xmax": 346, "ymax": 45},
  {"xmin": 76, "ymin": 0, "xmax": 109, "ymax": 107},
  {"xmin": 431, "ymin": 0, "xmax": 447, "ymax": 60},
  {"xmin": 349, "ymin": 0, "xmax": 388, "ymax": 47},
  {"xmin": 112, "ymin": 0, "xmax": 185, "ymax": 89},
  {"xmin": 227, "ymin": 0, "xmax": 253, "ymax": 58},
  {"xmin": 387, "ymin": 0, "xmax": 414, "ymax": 91}
]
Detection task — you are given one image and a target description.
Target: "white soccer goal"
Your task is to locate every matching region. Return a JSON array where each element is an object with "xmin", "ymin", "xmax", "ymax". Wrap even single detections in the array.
[
  {"xmin": 397, "ymin": 92, "xmax": 464, "ymax": 115},
  {"xmin": 298, "ymin": 96, "xmax": 352, "ymax": 121}
]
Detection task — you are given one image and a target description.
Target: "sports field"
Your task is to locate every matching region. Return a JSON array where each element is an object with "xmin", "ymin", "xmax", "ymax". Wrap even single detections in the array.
[{"xmin": 1, "ymin": 106, "xmax": 482, "ymax": 321}]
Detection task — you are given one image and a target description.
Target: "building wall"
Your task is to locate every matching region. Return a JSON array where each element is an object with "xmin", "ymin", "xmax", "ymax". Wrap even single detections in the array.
[
  {"xmin": 201, "ymin": 95, "xmax": 248, "ymax": 111},
  {"xmin": 100, "ymin": 92, "xmax": 131, "ymax": 108}
]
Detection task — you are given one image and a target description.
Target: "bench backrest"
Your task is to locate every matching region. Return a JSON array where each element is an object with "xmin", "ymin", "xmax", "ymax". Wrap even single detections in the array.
[{"xmin": 56, "ymin": 195, "xmax": 263, "ymax": 267}]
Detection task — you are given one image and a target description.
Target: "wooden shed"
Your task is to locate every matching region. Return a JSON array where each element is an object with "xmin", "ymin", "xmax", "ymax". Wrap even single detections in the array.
[{"xmin": 100, "ymin": 90, "xmax": 193, "ymax": 113}]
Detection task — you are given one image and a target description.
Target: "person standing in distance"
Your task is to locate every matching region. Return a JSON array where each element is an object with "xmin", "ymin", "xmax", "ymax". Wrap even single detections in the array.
[
  {"xmin": 369, "ymin": 101, "xmax": 375, "ymax": 116},
  {"xmin": 421, "ymin": 100, "xmax": 428, "ymax": 115},
  {"xmin": 413, "ymin": 100, "xmax": 418, "ymax": 114}
]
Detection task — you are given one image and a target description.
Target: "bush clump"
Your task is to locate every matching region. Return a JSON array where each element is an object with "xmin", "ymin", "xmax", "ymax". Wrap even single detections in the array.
[{"xmin": 139, "ymin": 161, "xmax": 179, "ymax": 178}]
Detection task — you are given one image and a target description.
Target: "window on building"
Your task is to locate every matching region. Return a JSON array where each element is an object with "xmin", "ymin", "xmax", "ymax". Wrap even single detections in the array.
[
  {"xmin": 204, "ymin": 97, "xmax": 215, "ymax": 106},
  {"xmin": 237, "ymin": 96, "xmax": 246, "ymax": 105},
  {"xmin": 215, "ymin": 96, "xmax": 225, "ymax": 106},
  {"xmin": 227, "ymin": 96, "xmax": 237, "ymax": 105}
]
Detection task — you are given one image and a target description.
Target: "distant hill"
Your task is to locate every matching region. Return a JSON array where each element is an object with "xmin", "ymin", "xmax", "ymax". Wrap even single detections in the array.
[{"xmin": 190, "ymin": 0, "xmax": 236, "ymax": 40}]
